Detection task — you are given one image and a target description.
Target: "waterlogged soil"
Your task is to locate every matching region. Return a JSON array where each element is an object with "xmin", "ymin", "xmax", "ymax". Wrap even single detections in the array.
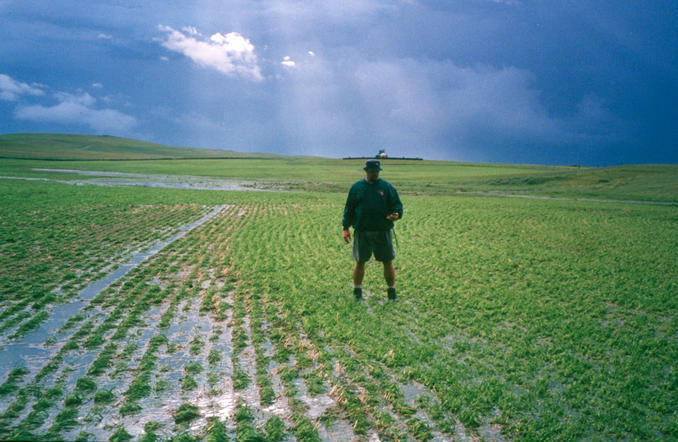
[
  {"xmin": 0, "ymin": 205, "xmax": 227, "ymax": 383},
  {"xmin": 0, "ymin": 202, "xmax": 521, "ymax": 442},
  {"xmin": 0, "ymin": 200, "xmax": 525, "ymax": 442},
  {"xmin": 1, "ymin": 170, "xmax": 673, "ymax": 442},
  {"xmin": 116, "ymin": 302, "xmax": 211, "ymax": 438},
  {"xmin": 4, "ymin": 169, "xmax": 676, "ymax": 206},
  {"xmin": 26, "ymin": 168, "xmax": 283, "ymax": 191}
]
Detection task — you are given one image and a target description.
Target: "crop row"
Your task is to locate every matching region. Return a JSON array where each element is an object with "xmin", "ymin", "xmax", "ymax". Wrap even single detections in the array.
[
  {"xmin": 1, "ymin": 203, "xmax": 367, "ymax": 440},
  {"xmin": 0, "ymin": 205, "xmax": 231, "ymax": 439},
  {"xmin": 2, "ymin": 179, "xmax": 675, "ymax": 440},
  {"xmin": 0, "ymin": 201, "xmax": 212, "ymax": 342},
  {"xmin": 222, "ymin": 195, "xmax": 678, "ymax": 440}
]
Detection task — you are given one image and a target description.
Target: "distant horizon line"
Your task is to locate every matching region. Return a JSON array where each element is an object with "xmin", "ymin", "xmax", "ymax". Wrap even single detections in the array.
[{"xmin": 1, "ymin": 132, "xmax": 676, "ymax": 169}]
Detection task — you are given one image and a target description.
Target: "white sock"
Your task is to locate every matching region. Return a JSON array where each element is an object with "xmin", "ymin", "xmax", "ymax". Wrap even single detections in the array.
[
  {"xmin": 354, "ymin": 284, "xmax": 362, "ymax": 288},
  {"xmin": 388, "ymin": 285, "xmax": 395, "ymax": 289}
]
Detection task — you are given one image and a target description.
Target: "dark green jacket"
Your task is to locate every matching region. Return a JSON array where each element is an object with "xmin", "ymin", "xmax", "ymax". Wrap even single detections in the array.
[{"xmin": 342, "ymin": 178, "xmax": 403, "ymax": 231}]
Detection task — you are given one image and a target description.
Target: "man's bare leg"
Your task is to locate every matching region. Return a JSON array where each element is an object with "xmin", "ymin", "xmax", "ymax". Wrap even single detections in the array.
[
  {"xmin": 353, "ymin": 260, "xmax": 366, "ymax": 286},
  {"xmin": 383, "ymin": 260, "xmax": 395, "ymax": 287}
]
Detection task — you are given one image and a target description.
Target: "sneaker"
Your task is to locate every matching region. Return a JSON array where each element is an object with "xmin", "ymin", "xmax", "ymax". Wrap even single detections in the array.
[
  {"xmin": 387, "ymin": 287, "xmax": 397, "ymax": 300},
  {"xmin": 353, "ymin": 287, "xmax": 363, "ymax": 300}
]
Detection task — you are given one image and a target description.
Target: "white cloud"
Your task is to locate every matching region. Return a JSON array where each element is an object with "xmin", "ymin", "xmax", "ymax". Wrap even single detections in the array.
[
  {"xmin": 157, "ymin": 25, "xmax": 262, "ymax": 81},
  {"xmin": 181, "ymin": 26, "xmax": 199, "ymax": 35},
  {"xmin": 15, "ymin": 91, "xmax": 136, "ymax": 132},
  {"xmin": 97, "ymin": 33, "xmax": 112, "ymax": 39},
  {"xmin": 160, "ymin": 56, "xmax": 169, "ymax": 61},
  {"xmin": 92, "ymin": 82, "xmax": 103, "ymax": 89},
  {"xmin": 0, "ymin": 74, "xmax": 45, "ymax": 101},
  {"xmin": 281, "ymin": 56, "xmax": 296, "ymax": 67},
  {"xmin": 307, "ymin": 51, "xmax": 316, "ymax": 56},
  {"xmin": 53, "ymin": 91, "xmax": 96, "ymax": 106}
]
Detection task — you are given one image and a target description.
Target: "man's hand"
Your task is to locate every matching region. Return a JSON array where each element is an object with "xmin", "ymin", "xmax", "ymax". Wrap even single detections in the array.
[
  {"xmin": 386, "ymin": 213, "xmax": 399, "ymax": 221},
  {"xmin": 343, "ymin": 229, "xmax": 351, "ymax": 243}
]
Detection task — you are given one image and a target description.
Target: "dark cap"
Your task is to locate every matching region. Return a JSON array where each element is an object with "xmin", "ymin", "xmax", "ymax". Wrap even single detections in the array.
[{"xmin": 363, "ymin": 159, "xmax": 382, "ymax": 171}]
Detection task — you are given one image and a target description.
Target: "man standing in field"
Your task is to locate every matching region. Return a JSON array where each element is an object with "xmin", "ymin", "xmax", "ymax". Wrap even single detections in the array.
[{"xmin": 342, "ymin": 159, "xmax": 403, "ymax": 300}]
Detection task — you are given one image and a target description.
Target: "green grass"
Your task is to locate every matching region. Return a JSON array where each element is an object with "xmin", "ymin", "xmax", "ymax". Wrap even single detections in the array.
[
  {"xmin": 205, "ymin": 417, "xmax": 229, "ymax": 442},
  {"xmin": 0, "ymin": 179, "xmax": 214, "ymax": 340},
  {"xmin": 0, "ymin": 367, "xmax": 30, "ymax": 396},
  {"xmin": 93, "ymin": 389, "xmax": 115, "ymax": 404},
  {"xmin": 228, "ymin": 194, "xmax": 677, "ymax": 439},
  {"xmin": 0, "ymin": 148, "xmax": 675, "ymax": 440},
  {"xmin": 110, "ymin": 426, "xmax": 133, "ymax": 442},
  {"xmin": 74, "ymin": 376, "xmax": 97, "ymax": 393},
  {"xmin": 185, "ymin": 361, "xmax": 203, "ymax": 375},
  {"xmin": 1, "ymin": 145, "xmax": 676, "ymax": 202},
  {"xmin": 174, "ymin": 403, "xmax": 200, "ymax": 424},
  {"xmin": 181, "ymin": 375, "xmax": 198, "ymax": 391},
  {"xmin": 0, "ymin": 133, "xmax": 283, "ymax": 160}
]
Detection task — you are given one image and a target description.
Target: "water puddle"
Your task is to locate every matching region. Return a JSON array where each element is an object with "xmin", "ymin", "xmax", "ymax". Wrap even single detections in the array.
[
  {"xmin": 294, "ymin": 378, "xmax": 335, "ymax": 420},
  {"xmin": 399, "ymin": 381, "xmax": 452, "ymax": 441},
  {"xmin": 235, "ymin": 315, "xmax": 261, "ymax": 410},
  {"xmin": 113, "ymin": 301, "xmax": 211, "ymax": 436},
  {"xmin": 318, "ymin": 418, "xmax": 360, "ymax": 441},
  {"xmin": 262, "ymin": 358, "xmax": 292, "ymax": 422},
  {"xmin": 0, "ymin": 205, "xmax": 228, "ymax": 383},
  {"xmin": 70, "ymin": 304, "xmax": 171, "ymax": 440},
  {"xmin": 17, "ymin": 169, "xmax": 283, "ymax": 192},
  {"xmin": 477, "ymin": 408, "xmax": 506, "ymax": 442},
  {"xmin": 196, "ymin": 296, "xmax": 237, "ymax": 429}
]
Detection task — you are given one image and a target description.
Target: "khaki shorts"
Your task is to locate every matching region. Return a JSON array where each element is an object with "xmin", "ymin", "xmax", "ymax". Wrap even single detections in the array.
[{"xmin": 353, "ymin": 230, "xmax": 395, "ymax": 262}]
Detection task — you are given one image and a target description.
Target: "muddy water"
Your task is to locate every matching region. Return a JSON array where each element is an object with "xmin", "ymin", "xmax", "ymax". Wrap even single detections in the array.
[{"xmin": 0, "ymin": 205, "xmax": 228, "ymax": 383}]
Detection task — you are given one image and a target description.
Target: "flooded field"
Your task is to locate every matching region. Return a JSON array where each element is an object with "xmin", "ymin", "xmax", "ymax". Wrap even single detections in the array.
[
  {"xmin": 0, "ymin": 203, "xmax": 397, "ymax": 441},
  {"xmin": 1, "ymin": 173, "xmax": 676, "ymax": 441},
  {"xmin": 0, "ymin": 168, "xmax": 284, "ymax": 192}
]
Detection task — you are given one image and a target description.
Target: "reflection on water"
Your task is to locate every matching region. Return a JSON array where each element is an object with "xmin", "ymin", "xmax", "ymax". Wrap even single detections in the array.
[
  {"xmin": 26, "ymin": 168, "xmax": 279, "ymax": 191},
  {"xmin": 0, "ymin": 205, "xmax": 227, "ymax": 383}
]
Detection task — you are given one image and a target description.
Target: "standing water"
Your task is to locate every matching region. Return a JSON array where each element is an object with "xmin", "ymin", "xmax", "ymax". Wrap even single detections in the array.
[{"xmin": 0, "ymin": 205, "xmax": 229, "ymax": 383}]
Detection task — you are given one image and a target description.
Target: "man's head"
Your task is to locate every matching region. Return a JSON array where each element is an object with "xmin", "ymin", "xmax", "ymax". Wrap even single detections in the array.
[{"xmin": 363, "ymin": 159, "xmax": 382, "ymax": 182}]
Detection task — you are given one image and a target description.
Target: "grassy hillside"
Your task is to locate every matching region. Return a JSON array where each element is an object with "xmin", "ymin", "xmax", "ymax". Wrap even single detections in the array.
[{"xmin": 0, "ymin": 133, "xmax": 282, "ymax": 160}]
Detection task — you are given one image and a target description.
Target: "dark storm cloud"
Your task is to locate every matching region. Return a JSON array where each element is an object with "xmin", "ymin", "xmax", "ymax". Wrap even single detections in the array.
[{"xmin": 0, "ymin": 0, "xmax": 676, "ymax": 164}]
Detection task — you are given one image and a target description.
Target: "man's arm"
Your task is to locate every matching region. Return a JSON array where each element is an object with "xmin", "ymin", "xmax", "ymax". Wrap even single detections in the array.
[
  {"xmin": 387, "ymin": 184, "xmax": 403, "ymax": 220},
  {"xmin": 342, "ymin": 187, "xmax": 356, "ymax": 242}
]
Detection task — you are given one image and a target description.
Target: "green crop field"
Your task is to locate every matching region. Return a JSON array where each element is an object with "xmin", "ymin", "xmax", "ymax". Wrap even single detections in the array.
[{"xmin": 0, "ymin": 136, "xmax": 676, "ymax": 441}]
